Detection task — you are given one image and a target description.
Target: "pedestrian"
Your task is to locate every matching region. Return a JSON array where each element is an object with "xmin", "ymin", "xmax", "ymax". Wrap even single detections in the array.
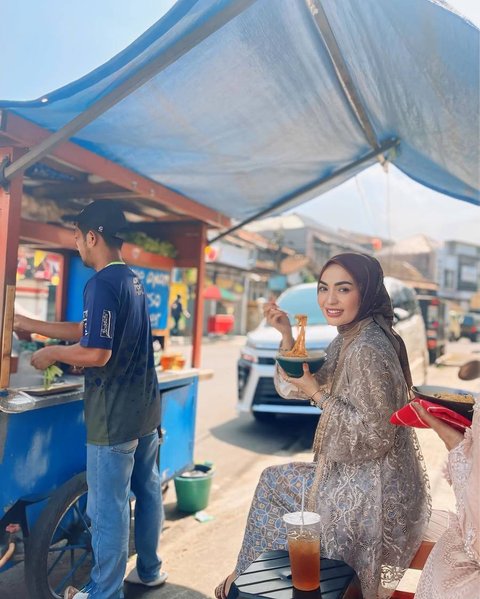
[
  {"xmin": 215, "ymin": 252, "xmax": 430, "ymax": 599},
  {"xmin": 14, "ymin": 201, "xmax": 167, "ymax": 599},
  {"xmin": 170, "ymin": 294, "xmax": 189, "ymax": 335}
]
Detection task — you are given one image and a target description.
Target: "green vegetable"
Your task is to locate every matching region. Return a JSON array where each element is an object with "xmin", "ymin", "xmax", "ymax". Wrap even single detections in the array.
[
  {"xmin": 43, "ymin": 364, "xmax": 63, "ymax": 390},
  {"xmin": 124, "ymin": 232, "xmax": 177, "ymax": 258}
]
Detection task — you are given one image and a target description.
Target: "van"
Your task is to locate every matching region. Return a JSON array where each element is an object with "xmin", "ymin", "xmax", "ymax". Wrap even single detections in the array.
[
  {"xmin": 237, "ymin": 277, "xmax": 429, "ymax": 421},
  {"xmin": 459, "ymin": 313, "xmax": 480, "ymax": 342}
]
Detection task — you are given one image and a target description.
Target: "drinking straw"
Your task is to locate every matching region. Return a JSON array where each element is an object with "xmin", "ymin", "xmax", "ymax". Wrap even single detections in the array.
[{"xmin": 301, "ymin": 478, "xmax": 305, "ymax": 528}]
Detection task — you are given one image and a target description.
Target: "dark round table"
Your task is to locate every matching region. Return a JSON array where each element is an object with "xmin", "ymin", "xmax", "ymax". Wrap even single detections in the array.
[{"xmin": 229, "ymin": 550, "xmax": 363, "ymax": 599}]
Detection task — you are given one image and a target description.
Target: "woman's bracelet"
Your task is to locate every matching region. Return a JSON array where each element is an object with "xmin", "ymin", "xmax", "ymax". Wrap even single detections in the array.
[{"xmin": 309, "ymin": 389, "xmax": 323, "ymax": 405}]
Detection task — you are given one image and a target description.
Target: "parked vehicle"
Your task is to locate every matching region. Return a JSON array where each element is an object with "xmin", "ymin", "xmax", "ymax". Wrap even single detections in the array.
[
  {"xmin": 459, "ymin": 313, "xmax": 480, "ymax": 342},
  {"xmin": 416, "ymin": 295, "xmax": 448, "ymax": 363},
  {"xmin": 237, "ymin": 278, "xmax": 429, "ymax": 421}
]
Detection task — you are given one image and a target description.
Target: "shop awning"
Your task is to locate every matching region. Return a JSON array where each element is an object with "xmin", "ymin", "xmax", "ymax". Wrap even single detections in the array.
[
  {"xmin": 203, "ymin": 285, "xmax": 238, "ymax": 301},
  {"xmin": 220, "ymin": 288, "xmax": 238, "ymax": 302},
  {"xmin": 1, "ymin": 0, "xmax": 478, "ymax": 225}
]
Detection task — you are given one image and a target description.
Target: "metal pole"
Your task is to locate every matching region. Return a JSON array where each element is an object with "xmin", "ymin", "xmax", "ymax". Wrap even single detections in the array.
[
  {"xmin": 209, "ymin": 137, "xmax": 399, "ymax": 243},
  {"xmin": 306, "ymin": 0, "xmax": 385, "ymax": 164},
  {"xmin": 191, "ymin": 222, "xmax": 208, "ymax": 368},
  {"xmin": 2, "ymin": 0, "xmax": 259, "ymax": 184}
]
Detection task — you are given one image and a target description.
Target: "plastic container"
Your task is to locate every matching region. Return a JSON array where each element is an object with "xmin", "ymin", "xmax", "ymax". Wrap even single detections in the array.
[
  {"xmin": 207, "ymin": 315, "xmax": 234, "ymax": 335},
  {"xmin": 174, "ymin": 464, "xmax": 214, "ymax": 513},
  {"xmin": 283, "ymin": 511, "xmax": 321, "ymax": 591},
  {"xmin": 160, "ymin": 354, "xmax": 176, "ymax": 370}
]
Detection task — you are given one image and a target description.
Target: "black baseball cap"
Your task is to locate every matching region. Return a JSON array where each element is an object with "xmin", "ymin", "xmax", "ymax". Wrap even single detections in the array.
[{"xmin": 62, "ymin": 201, "xmax": 129, "ymax": 240}]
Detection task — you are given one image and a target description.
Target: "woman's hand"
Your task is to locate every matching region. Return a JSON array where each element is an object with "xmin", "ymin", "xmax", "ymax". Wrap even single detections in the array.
[
  {"xmin": 412, "ymin": 402, "xmax": 465, "ymax": 451},
  {"xmin": 279, "ymin": 363, "xmax": 321, "ymax": 399},
  {"xmin": 264, "ymin": 300, "xmax": 295, "ymax": 350},
  {"xmin": 264, "ymin": 300, "xmax": 290, "ymax": 332}
]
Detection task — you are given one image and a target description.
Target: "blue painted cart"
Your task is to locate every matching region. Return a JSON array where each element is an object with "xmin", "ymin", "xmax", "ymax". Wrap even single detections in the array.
[{"xmin": 0, "ymin": 370, "xmax": 199, "ymax": 599}]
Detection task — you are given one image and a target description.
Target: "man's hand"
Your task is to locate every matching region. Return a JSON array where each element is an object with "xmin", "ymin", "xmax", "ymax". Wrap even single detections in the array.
[
  {"xmin": 31, "ymin": 347, "xmax": 57, "ymax": 370},
  {"xmin": 13, "ymin": 315, "xmax": 82, "ymax": 342},
  {"xmin": 412, "ymin": 402, "xmax": 465, "ymax": 451},
  {"xmin": 13, "ymin": 314, "xmax": 34, "ymax": 335}
]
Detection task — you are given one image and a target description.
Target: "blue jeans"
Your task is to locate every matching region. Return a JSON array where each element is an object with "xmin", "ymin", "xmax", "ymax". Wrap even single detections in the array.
[{"xmin": 85, "ymin": 431, "xmax": 163, "ymax": 599}]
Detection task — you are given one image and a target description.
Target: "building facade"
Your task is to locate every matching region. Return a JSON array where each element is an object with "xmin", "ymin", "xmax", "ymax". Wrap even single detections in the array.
[{"xmin": 437, "ymin": 241, "xmax": 480, "ymax": 309}]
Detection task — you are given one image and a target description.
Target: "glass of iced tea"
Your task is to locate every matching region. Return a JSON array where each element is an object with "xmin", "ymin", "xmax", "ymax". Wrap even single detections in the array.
[
  {"xmin": 160, "ymin": 355, "xmax": 175, "ymax": 370},
  {"xmin": 283, "ymin": 511, "xmax": 321, "ymax": 591},
  {"xmin": 173, "ymin": 355, "xmax": 186, "ymax": 369}
]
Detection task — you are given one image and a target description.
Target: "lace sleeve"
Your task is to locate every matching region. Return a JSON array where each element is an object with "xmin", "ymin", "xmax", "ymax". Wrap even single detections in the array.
[
  {"xmin": 321, "ymin": 343, "xmax": 400, "ymax": 464},
  {"xmin": 456, "ymin": 402, "xmax": 480, "ymax": 563}
]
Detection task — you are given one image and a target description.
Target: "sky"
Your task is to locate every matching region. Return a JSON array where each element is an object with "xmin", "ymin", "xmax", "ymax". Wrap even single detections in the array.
[{"xmin": 1, "ymin": 0, "xmax": 478, "ymax": 244}]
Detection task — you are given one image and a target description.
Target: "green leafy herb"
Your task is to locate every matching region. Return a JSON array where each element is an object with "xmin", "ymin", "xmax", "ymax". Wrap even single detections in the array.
[
  {"xmin": 43, "ymin": 364, "xmax": 63, "ymax": 390},
  {"xmin": 124, "ymin": 232, "xmax": 177, "ymax": 257}
]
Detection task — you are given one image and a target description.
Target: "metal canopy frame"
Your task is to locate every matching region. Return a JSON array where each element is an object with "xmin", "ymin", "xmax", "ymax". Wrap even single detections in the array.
[
  {"xmin": 209, "ymin": 137, "xmax": 400, "ymax": 243},
  {"xmin": 308, "ymin": 0, "xmax": 385, "ymax": 164}
]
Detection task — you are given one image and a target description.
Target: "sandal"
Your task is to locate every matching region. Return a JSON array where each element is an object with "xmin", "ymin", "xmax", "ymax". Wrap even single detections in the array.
[{"xmin": 214, "ymin": 577, "xmax": 229, "ymax": 599}]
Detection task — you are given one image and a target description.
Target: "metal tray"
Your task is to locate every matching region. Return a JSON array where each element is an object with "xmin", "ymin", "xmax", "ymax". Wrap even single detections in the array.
[{"xmin": 19, "ymin": 382, "xmax": 83, "ymax": 396}]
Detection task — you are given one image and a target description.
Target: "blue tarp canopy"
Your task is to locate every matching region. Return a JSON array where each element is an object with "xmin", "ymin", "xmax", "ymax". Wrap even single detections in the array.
[{"xmin": 1, "ymin": 0, "xmax": 479, "ymax": 223}]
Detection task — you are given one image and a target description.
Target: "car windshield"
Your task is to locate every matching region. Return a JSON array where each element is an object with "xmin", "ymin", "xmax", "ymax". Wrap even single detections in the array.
[{"xmin": 272, "ymin": 286, "xmax": 327, "ymax": 326}]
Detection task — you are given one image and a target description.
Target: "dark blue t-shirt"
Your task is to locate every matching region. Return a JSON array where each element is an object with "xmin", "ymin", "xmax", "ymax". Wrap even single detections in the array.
[{"xmin": 80, "ymin": 263, "xmax": 160, "ymax": 445}]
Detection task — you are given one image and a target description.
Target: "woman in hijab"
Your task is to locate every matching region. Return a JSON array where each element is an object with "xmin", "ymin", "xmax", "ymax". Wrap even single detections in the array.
[{"xmin": 215, "ymin": 253, "xmax": 430, "ymax": 599}]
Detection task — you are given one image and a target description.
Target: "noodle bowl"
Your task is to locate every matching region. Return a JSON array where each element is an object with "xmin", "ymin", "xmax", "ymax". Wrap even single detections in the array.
[
  {"xmin": 276, "ymin": 315, "xmax": 326, "ymax": 377},
  {"xmin": 412, "ymin": 385, "xmax": 475, "ymax": 421}
]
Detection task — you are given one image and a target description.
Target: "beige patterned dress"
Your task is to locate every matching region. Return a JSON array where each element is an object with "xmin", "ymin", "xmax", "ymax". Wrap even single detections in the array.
[
  {"xmin": 415, "ymin": 400, "xmax": 480, "ymax": 599},
  {"xmin": 234, "ymin": 321, "xmax": 430, "ymax": 599}
]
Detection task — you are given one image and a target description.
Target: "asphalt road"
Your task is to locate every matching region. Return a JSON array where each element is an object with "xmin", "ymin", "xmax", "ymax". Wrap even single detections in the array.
[{"xmin": 1, "ymin": 337, "xmax": 479, "ymax": 599}]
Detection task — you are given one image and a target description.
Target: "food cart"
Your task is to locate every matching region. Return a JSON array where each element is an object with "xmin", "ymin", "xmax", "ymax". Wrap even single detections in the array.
[{"xmin": 0, "ymin": 121, "xmax": 229, "ymax": 597}]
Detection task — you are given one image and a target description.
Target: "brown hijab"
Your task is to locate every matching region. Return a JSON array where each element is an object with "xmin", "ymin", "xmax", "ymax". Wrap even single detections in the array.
[{"xmin": 319, "ymin": 252, "xmax": 413, "ymax": 390}]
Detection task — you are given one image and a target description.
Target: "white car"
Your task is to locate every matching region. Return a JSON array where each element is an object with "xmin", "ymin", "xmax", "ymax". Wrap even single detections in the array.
[{"xmin": 237, "ymin": 278, "xmax": 428, "ymax": 422}]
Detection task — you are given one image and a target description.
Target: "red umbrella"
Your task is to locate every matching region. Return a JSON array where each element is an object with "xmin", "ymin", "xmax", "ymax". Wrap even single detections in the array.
[{"xmin": 203, "ymin": 285, "xmax": 222, "ymax": 300}]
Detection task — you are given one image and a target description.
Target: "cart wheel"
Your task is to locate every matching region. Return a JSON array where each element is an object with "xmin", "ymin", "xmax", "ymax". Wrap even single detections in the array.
[{"xmin": 25, "ymin": 472, "xmax": 92, "ymax": 599}]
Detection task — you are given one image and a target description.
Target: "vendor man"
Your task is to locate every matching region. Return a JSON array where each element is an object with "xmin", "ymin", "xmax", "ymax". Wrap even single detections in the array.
[{"xmin": 14, "ymin": 201, "xmax": 166, "ymax": 599}]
